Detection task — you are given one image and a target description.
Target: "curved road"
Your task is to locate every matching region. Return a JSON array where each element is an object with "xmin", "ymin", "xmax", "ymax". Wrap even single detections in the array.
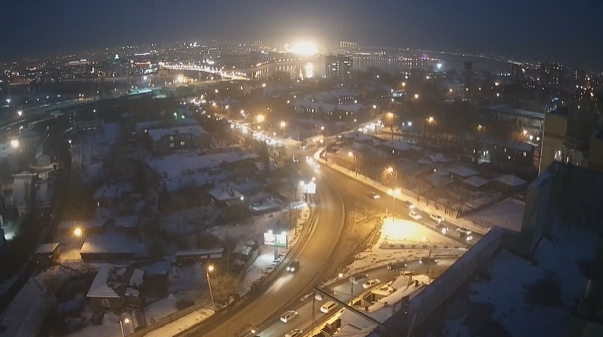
[{"xmin": 185, "ymin": 166, "xmax": 346, "ymax": 337}]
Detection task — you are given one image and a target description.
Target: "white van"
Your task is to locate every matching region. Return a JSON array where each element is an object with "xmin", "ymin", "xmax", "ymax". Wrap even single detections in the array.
[{"xmin": 320, "ymin": 301, "xmax": 337, "ymax": 314}]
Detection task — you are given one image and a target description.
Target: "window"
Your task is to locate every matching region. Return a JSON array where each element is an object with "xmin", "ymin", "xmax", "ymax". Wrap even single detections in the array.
[
  {"xmin": 169, "ymin": 136, "xmax": 174, "ymax": 141},
  {"xmin": 554, "ymin": 150, "xmax": 563, "ymax": 161},
  {"xmin": 101, "ymin": 299, "xmax": 110, "ymax": 308},
  {"xmin": 169, "ymin": 142, "xmax": 174, "ymax": 148},
  {"xmin": 180, "ymin": 141, "xmax": 186, "ymax": 146},
  {"xmin": 523, "ymin": 152, "xmax": 527, "ymax": 157}
]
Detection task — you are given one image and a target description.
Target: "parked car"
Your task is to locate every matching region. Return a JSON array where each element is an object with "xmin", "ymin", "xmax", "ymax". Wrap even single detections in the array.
[
  {"xmin": 362, "ymin": 279, "xmax": 382, "ymax": 289},
  {"xmin": 280, "ymin": 310, "xmax": 298, "ymax": 323},
  {"xmin": 349, "ymin": 274, "xmax": 369, "ymax": 284},
  {"xmin": 369, "ymin": 192, "xmax": 380, "ymax": 199},
  {"xmin": 409, "ymin": 211, "xmax": 422, "ymax": 220}
]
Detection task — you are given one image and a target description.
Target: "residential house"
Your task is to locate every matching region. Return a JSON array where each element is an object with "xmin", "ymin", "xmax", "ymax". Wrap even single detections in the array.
[
  {"xmin": 93, "ymin": 183, "xmax": 132, "ymax": 207},
  {"xmin": 34, "ymin": 242, "xmax": 60, "ymax": 269},
  {"xmin": 86, "ymin": 265, "xmax": 145, "ymax": 310},
  {"xmin": 209, "ymin": 185, "xmax": 245, "ymax": 207},
  {"xmin": 447, "ymin": 166, "xmax": 479, "ymax": 180},
  {"xmin": 494, "ymin": 174, "xmax": 528, "ymax": 192},
  {"xmin": 147, "ymin": 125, "xmax": 210, "ymax": 154},
  {"xmin": 11, "ymin": 173, "xmax": 35, "ymax": 218},
  {"xmin": 35, "ymin": 144, "xmax": 51, "ymax": 166},
  {"xmin": 58, "ymin": 219, "xmax": 108, "ymax": 235}
]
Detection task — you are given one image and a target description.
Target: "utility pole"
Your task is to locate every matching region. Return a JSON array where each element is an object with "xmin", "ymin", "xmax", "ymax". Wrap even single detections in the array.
[{"xmin": 426, "ymin": 249, "xmax": 432, "ymax": 276}]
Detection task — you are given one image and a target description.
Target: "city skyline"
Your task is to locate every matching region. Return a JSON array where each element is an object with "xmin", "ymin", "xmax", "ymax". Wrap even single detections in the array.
[{"xmin": 1, "ymin": 0, "xmax": 603, "ymax": 70}]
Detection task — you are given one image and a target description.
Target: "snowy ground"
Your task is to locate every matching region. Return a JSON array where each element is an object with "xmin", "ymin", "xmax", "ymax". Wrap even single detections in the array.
[
  {"xmin": 314, "ymin": 150, "xmax": 495, "ymax": 235},
  {"xmin": 336, "ymin": 217, "xmax": 465, "ymax": 280},
  {"xmin": 464, "ymin": 197, "xmax": 525, "ymax": 232},
  {"xmin": 143, "ymin": 308, "xmax": 214, "ymax": 337},
  {"xmin": 160, "ymin": 205, "xmax": 222, "ymax": 235},
  {"xmin": 64, "ymin": 310, "xmax": 134, "ymax": 337},
  {"xmin": 459, "ymin": 223, "xmax": 598, "ymax": 337}
]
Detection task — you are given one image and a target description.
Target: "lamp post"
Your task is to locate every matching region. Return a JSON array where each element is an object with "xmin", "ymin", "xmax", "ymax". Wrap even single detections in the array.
[
  {"xmin": 387, "ymin": 112, "xmax": 395, "ymax": 140},
  {"xmin": 206, "ymin": 264, "xmax": 215, "ymax": 308},
  {"xmin": 348, "ymin": 152, "xmax": 357, "ymax": 176},
  {"xmin": 387, "ymin": 188, "xmax": 401, "ymax": 221},
  {"xmin": 119, "ymin": 318, "xmax": 130, "ymax": 337},
  {"xmin": 280, "ymin": 121, "xmax": 286, "ymax": 138},
  {"xmin": 387, "ymin": 167, "xmax": 397, "ymax": 187},
  {"xmin": 73, "ymin": 227, "xmax": 83, "ymax": 244}
]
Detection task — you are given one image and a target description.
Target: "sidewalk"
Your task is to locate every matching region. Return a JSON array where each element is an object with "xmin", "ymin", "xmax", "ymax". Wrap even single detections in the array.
[{"xmin": 314, "ymin": 150, "xmax": 492, "ymax": 235}]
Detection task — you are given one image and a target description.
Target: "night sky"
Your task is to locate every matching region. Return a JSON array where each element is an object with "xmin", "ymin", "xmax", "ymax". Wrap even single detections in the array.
[{"xmin": 1, "ymin": 0, "xmax": 602, "ymax": 69}]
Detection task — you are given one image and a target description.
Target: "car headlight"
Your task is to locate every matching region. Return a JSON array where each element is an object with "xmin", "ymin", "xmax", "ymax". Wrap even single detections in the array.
[
  {"xmin": 290, "ymin": 267, "xmax": 295, "ymax": 272},
  {"xmin": 286, "ymin": 267, "xmax": 290, "ymax": 271}
]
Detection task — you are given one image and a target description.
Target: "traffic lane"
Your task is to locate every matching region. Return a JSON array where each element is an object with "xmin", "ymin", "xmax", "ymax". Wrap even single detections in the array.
[
  {"xmin": 193, "ymin": 171, "xmax": 345, "ymax": 337},
  {"xmin": 259, "ymin": 259, "xmax": 457, "ymax": 337},
  {"xmin": 321, "ymin": 165, "xmax": 481, "ymax": 244}
]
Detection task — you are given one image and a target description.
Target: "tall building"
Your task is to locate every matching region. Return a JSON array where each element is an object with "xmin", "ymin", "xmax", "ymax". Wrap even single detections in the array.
[
  {"xmin": 339, "ymin": 41, "xmax": 358, "ymax": 51},
  {"xmin": 325, "ymin": 55, "xmax": 353, "ymax": 80},
  {"xmin": 510, "ymin": 63, "xmax": 524, "ymax": 83},
  {"xmin": 539, "ymin": 62, "xmax": 564, "ymax": 89}
]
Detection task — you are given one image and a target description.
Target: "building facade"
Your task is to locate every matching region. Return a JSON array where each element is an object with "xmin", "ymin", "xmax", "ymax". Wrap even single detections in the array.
[{"xmin": 325, "ymin": 55, "xmax": 352, "ymax": 80}]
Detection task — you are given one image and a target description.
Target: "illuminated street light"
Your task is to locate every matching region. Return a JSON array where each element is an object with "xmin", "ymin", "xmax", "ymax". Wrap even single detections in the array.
[
  {"xmin": 387, "ymin": 188, "xmax": 401, "ymax": 221},
  {"xmin": 427, "ymin": 116, "xmax": 435, "ymax": 124},
  {"xmin": 10, "ymin": 139, "xmax": 19, "ymax": 148},
  {"xmin": 280, "ymin": 121, "xmax": 286, "ymax": 137},
  {"xmin": 414, "ymin": 94, "xmax": 419, "ymax": 99},
  {"xmin": 73, "ymin": 227, "xmax": 82, "ymax": 237},
  {"xmin": 373, "ymin": 105, "xmax": 377, "ymax": 109},
  {"xmin": 119, "ymin": 318, "xmax": 130, "ymax": 337},
  {"xmin": 206, "ymin": 265, "xmax": 215, "ymax": 308},
  {"xmin": 256, "ymin": 114, "xmax": 265, "ymax": 123}
]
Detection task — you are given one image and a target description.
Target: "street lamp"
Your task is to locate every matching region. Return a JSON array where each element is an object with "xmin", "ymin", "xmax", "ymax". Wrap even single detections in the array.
[
  {"xmin": 280, "ymin": 121, "xmax": 286, "ymax": 137},
  {"xmin": 386, "ymin": 112, "xmax": 395, "ymax": 140},
  {"xmin": 119, "ymin": 318, "xmax": 130, "ymax": 337},
  {"xmin": 256, "ymin": 114, "xmax": 265, "ymax": 123},
  {"xmin": 414, "ymin": 94, "xmax": 419, "ymax": 100},
  {"xmin": 17, "ymin": 110, "xmax": 22, "ymax": 117},
  {"xmin": 348, "ymin": 152, "xmax": 357, "ymax": 177},
  {"xmin": 10, "ymin": 139, "xmax": 19, "ymax": 148},
  {"xmin": 387, "ymin": 188, "xmax": 401, "ymax": 221},
  {"xmin": 387, "ymin": 167, "xmax": 398, "ymax": 186},
  {"xmin": 206, "ymin": 265, "xmax": 215, "ymax": 308},
  {"xmin": 427, "ymin": 116, "xmax": 435, "ymax": 124}
]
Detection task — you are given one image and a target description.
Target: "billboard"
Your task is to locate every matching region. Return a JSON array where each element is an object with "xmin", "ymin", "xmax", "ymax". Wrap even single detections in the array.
[{"xmin": 264, "ymin": 230, "xmax": 288, "ymax": 248}]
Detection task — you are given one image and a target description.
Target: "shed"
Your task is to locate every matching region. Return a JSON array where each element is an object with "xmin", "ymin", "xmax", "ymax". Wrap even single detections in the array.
[{"xmin": 34, "ymin": 242, "xmax": 60, "ymax": 268}]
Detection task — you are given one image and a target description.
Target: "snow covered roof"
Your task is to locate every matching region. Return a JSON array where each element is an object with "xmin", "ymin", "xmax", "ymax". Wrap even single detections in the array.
[
  {"xmin": 343, "ymin": 132, "xmax": 373, "ymax": 142},
  {"xmin": 146, "ymin": 151, "xmax": 255, "ymax": 178},
  {"xmin": 484, "ymin": 104, "xmax": 544, "ymax": 120},
  {"xmin": 93, "ymin": 182, "xmax": 132, "ymax": 200},
  {"xmin": 447, "ymin": 166, "xmax": 479, "ymax": 178},
  {"xmin": 424, "ymin": 173, "xmax": 454, "ymax": 187},
  {"xmin": 209, "ymin": 185, "xmax": 244, "ymax": 201},
  {"xmin": 35, "ymin": 242, "xmax": 59, "ymax": 255},
  {"xmin": 495, "ymin": 174, "xmax": 527, "ymax": 187},
  {"xmin": 58, "ymin": 219, "xmax": 107, "ymax": 230},
  {"xmin": 115, "ymin": 215, "xmax": 139, "ymax": 228},
  {"xmin": 147, "ymin": 125, "xmax": 208, "ymax": 141},
  {"xmin": 80, "ymin": 234, "xmax": 139, "ymax": 255},
  {"xmin": 87, "ymin": 265, "xmax": 120, "ymax": 298},
  {"xmin": 463, "ymin": 176, "xmax": 490, "ymax": 188},
  {"xmin": 129, "ymin": 269, "xmax": 144, "ymax": 288},
  {"xmin": 382, "ymin": 140, "xmax": 414, "ymax": 152}
]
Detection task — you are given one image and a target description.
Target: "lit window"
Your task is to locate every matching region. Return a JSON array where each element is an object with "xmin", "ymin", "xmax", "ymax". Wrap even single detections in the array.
[
  {"xmin": 554, "ymin": 150, "xmax": 563, "ymax": 161},
  {"xmin": 180, "ymin": 141, "xmax": 185, "ymax": 146},
  {"xmin": 523, "ymin": 152, "xmax": 527, "ymax": 157},
  {"xmin": 101, "ymin": 299, "xmax": 110, "ymax": 308},
  {"xmin": 169, "ymin": 142, "xmax": 174, "ymax": 148},
  {"xmin": 169, "ymin": 136, "xmax": 174, "ymax": 141}
]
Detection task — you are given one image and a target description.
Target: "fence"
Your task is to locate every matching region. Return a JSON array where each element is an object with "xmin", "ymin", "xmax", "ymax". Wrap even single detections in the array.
[{"xmin": 127, "ymin": 300, "xmax": 212, "ymax": 337}]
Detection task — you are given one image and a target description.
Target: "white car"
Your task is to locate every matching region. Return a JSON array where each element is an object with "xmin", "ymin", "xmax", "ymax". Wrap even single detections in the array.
[
  {"xmin": 430, "ymin": 214, "xmax": 443, "ymax": 223},
  {"xmin": 320, "ymin": 301, "xmax": 337, "ymax": 314},
  {"xmin": 285, "ymin": 329, "xmax": 303, "ymax": 337},
  {"xmin": 409, "ymin": 211, "xmax": 422, "ymax": 220},
  {"xmin": 369, "ymin": 192, "xmax": 380, "ymax": 199},
  {"xmin": 280, "ymin": 310, "xmax": 298, "ymax": 323},
  {"xmin": 313, "ymin": 162, "xmax": 320, "ymax": 169},
  {"xmin": 362, "ymin": 279, "xmax": 381, "ymax": 289}
]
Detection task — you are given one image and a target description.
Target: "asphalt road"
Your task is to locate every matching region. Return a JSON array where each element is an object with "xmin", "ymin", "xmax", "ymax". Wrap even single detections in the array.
[
  {"xmin": 315, "ymin": 157, "xmax": 483, "ymax": 245},
  {"xmin": 257, "ymin": 258, "xmax": 457, "ymax": 337},
  {"xmin": 185, "ymin": 164, "xmax": 347, "ymax": 337}
]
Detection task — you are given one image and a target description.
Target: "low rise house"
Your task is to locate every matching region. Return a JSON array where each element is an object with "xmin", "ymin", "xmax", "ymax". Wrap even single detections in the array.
[
  {"xmin": 93, "ymin": 182, "xmax": 132, "ymax": 207},
  {"xmin": 494, "ymin": 174, "xmax": 528, "ymax": 192},
  {"xmin": 58, "ymin": 219, "xmax": 108, "ymax": 235},
  {"xmin": 80, "ymin": 234, "xmax": 140, "ymax": 260},
  {"xmin": 209, "ymin": 185, "xmax": 245, "ymax": 207},
  {"xmin": 86, "ymin": 264, "xmax": 145, "ymax": 310},
  {"xmin": 447, "ymin": 166, "xmax": 479, "ymax": 180},
  {"xmin": 114, "ymin": 215, "xmax": 139, "ymax": 234},
  {"xmin": 34, "ymin": 242, "xmax": 60, "ymax": 269},
  {"xmin": 147, "ymin": 125, "xmax": 210, "ymax": 154}
]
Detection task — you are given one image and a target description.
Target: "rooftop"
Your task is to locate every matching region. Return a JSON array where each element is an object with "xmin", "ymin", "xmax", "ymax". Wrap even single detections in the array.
[
  {"xmin": 448, "ymin": 166, "xmax": 479, "ymax": 178},
  {"xmin": 463, "ymin": 176, "xmax": 490, "ymax": 188},
  {"xmin": 495, "ymin": 174, "xmax": 527, "ymax": 187},
  {"xmin": 209, "ymin": 185, "xmax": 244, "ymax": 201},
  {"xmin": 34, "ymin": 242, "xmax": 59, "ymax": 255},
  {"xmin": 147, "ymin": 125, "xmax": 208, "ymax": 141}
]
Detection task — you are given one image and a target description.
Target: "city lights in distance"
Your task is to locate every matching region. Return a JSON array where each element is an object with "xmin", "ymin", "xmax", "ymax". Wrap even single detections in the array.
[{"xmin": 291, "ymin": 42, "xmax": 318, "ymax": 56}]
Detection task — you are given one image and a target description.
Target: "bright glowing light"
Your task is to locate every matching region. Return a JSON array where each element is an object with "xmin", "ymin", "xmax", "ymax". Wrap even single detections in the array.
[
  {"xmin": 348, "ymin": 151, "xmax": 354, "ymax": 157},
  {"xmin": 280, "ymin": 121, "xmax": 286, "ymax": 128},
  {"xmin": 304, "ymin": 63, "xmax": 314, "ymax": 78},
  {"xmin": 176, "ymin": 75, "xmax": 184, "ymax": 83},
  {"xmin": 207, "ymin": 265, "xmax": 214, "ymax": 272},
  {"xmin": 10, "ymin": 139, "xmax": 19, "ymax": 148},
  {"xmin": 123, "ymin": 318, "xmax": 130, "ymax": 324},
  {"xmin": 73, "ymin": 227, "xmax": 82, "ymax": 237},
  {"xmin": 291, "ymin": 42, "xmax": 318, "ymax": 56},
  {"xmin": 436, "ymin": 63, "xmax": 443, "ymax": 69},
  {"xmin": 414, "ymin": 94, "xmax": 419, "ymax": 99},
  {"xmin": 17, "ymin": 110, "xmax": 22, "ymax": 117},
  {"xmin": 256, "ymin": 114, "xmax": 265, "ymax": 123}
]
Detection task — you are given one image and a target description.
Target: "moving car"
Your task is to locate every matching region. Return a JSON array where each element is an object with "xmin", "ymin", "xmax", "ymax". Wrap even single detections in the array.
[
  {"xmin": 292, "ymin": 155, "xmax": 299, "ymax": 163},
  {"xmin": 314, "ymin": 289, "xmax": 334, "ymax": 301},
  {"xmin": 419, "ymin": 256, "xmax": 438, "ymax": 265},
  {"xmin": 280, "ymin": 310, "xmax": 298, "ymax": 323},
  {"xmin": 312, "ymin": 162, "xmax": 320, "ymax": 169},
  {"xmin": 285, "ymin": 329, "xmax": 303, "ymax": 337},
  {"xmin": 362, "ymin": 279, "xmax": 381, "ymax": 289},
  {"xmin": 349, "ymin": 274, "xmax": 369, "ymax": 284},
  {"xmin": 286, "ymin": 259, "xmax": 300, "ymax": 273},
  {"xmin": 320, "ymin": 301, "xmax": 337, "ymax": 314},
  {"xmin": 437, "ymin": 223, "xmax": 449, "ymax": 234},
  {"xmin": 456, "ymin": 227, "xmax": 474, "ymax": 241},
  {"xmin": 369, "ymin": 192, "xmax": 380, "ymax": 199},
  {"xmin": 387, "ymin": 261, "xmax": 408, "ymax": 271},
  {"xmin": 409, "ymin": 211, "xmax": 422, "ymax": 220},
  {"xmin": 430, "ymin": 214, "xmax": 443, "ymax": 223}
]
